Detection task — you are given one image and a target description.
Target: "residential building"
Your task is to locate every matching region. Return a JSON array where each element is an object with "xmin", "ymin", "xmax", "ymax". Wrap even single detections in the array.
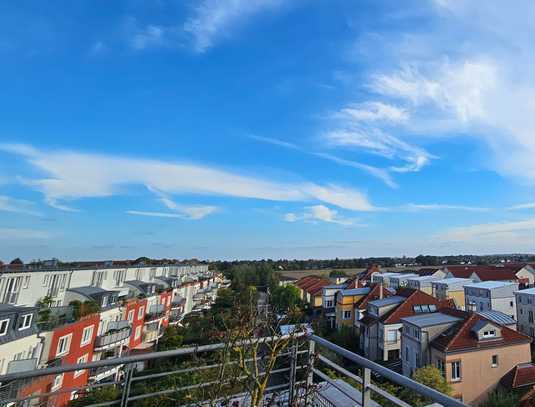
[
  {"xmin": 335, "ymin": 288, "xmax": 370, "ymax": 329},
  {"xmin": 0, "ymin": 304, "xmax": 42, "ymax": 376},
  {"xmin": 322, "ymin": 284, "xmax": 346, "ymax": 329},
  {"xmin": 477, "ymin": 310, "xmax": 517, "ymax": 331},
  {"xmin": 464, "ymin": 281, "xmax": 518, "ymax": 319},
  {"xmin": 371, "ymin": 272, "xmax": 404, "ymax": 288},
  {"xmin": 407, "ymin": 275, "xmax": 442, "ymax": 295},
  {"xmin": 429, "ymin": 309, "xmax": 531, "ymax": 405},
  {"xmin": 388, "ymin": 273, "xmax": 419, "ymax": 290},
  {"xmin": 515, "ymin": 288, "xmax": 535, "ymax": 338},
  {"xmin": 401, "ymin": 313, "xmax": 462, "ymax": 377},
  {"xmin": 432, "ymin": 278, "xmax": 473, "ymax": 310},
  {"xmin": 499, "ymin": 362, "xmax": 535, "ymax": 406},
  {"xmin": 357, "ymin": 288, "xmax": 455, "ymax": 362},
  {"xmin": 445, "ymin": 264, "xmax": 535, "ymax": 288}
]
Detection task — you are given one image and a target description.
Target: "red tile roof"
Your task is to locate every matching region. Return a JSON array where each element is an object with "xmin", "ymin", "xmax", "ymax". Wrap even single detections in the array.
[
  {"xmin": 446, "ymin": 264, "xmax": 531, "ymax": 281},
  {"xmin": 432, "ymin": 309, "xmax": 531, "ymax": 353},
  {"xmin": 295, "ymin": 276, "xmax": 319, "ymax": 289},
  {"xmin": 501, "ymin": 363, "xmax": 535, "ymax": 389},
  {"xmin": 416, "ymin": 267, "xmax": 442, "ymax": 276},
  {"xmin": 307, "ymin": 279, "xmax": 331, "ymax": 296},
  {"xmin": 445, "ymin": 265, "xmax": 476, "ymax": 278},
  {"xmin": 360, "ymin": 265, "xmax": 380, "ymax": 282},
  {"xmin": 381, "ymin": 288, "xmax": 455, "ymax": 324}
]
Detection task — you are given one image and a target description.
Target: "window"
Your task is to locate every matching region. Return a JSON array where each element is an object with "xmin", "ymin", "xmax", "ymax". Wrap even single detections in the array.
[
  {"xmin": 405, "ymin": 347, "xmax": 409, "ymax": 361},
  {"xmin": 102, "ymin": 296, "xmax": 108, "ymax": 307},
  {"xmin": 70, "ymin": 391, "xmax": 79, "ymax": 401},
  {"xmin": 530, "ymin": 311, "xmax": 534, "ymax": 323},
  {"xmin": 530, "ymin": 327, "xmax": 534, "ymax": 337},
  {"xmin": 0, "ymin": 319, "xmax": 9, "ymax": 336},
  {"xmin": 74, "ymin": 354, "xmax": 88, "ymax": 377},
  {"xmin": 343, "ymin": 310, "xmax": 351, "ymax": 320},
  {"xmin": 57, "ymin": 334, "xmax": 72, "ymax": 356},
  {"xmin": 138, "ymin": 306, "xmax": 145, "ymax": 319},
  {"xmin": 387, "ymin": 330, "xmax": 397, "ymax": 343},
  {"xmin": 491, "ymin": 355, "xmax": 498, "ymax": 367},
  {"xmin": 510, "ymin": 301, "xmax": 514, "ymax": 307},
  {"xmin": 43, "ymin": 275, "xmax": 49, "ymax": 286},
  {"xmin": 451, "ymin": 361, "xmax": 461, "ymax": 381},
  {"xmin": 52, "ymin": 374, "xmax": 63, "ymax": 390},
  {"xmin": 325, "ymin": 300, "xmax": 333, "ymax": 308},
  {"xmin": 23, "ymin": 276, "xmax": 31, "ymax": 289},
  {"xmin": 135, "ymin": 325, "xmax": 142, "ymax": 340},
  {"xmin": 482, "ymin": 330, "xmax": 496, "ymax": 338},
  {"xmin": 436, "ymin": 359, "xmax": 445, "ymax": 375},
  {"xmin": 18, "ymin": 314, "xmax": 32, "ymax": 330},
  {"xmin": 81, "ymin": 325, "xmax": 94, "ymax": 346},
  {"xmin": 521, "ymin": 308, "xmax": 524, "ymax": 315},
  {"xmin": 128, "ymin": 310, "xmax": 135, "ymax": 323}
]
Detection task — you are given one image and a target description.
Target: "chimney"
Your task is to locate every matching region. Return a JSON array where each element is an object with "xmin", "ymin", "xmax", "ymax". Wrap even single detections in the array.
[{"xmin": 379, "ymin": 282, "xmax": 384, "ymax": 299}]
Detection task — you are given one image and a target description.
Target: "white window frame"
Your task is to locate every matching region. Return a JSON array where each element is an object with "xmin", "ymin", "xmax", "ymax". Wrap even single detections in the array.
[
  {"xmin": 128, "ymin": 310, "xmax": 135, "ymax": 323},
  {"xmin": 74, "ymin": 354, "xmax": 88, "ymax": 377},
  {"xmin": 482, "ymin": 330, "xmax": 496, "ymax": 338},
  {"xmin": 52, "ymin": 374, "xmax": 63, "ymax": 391},
  {"xmin": 325, "ymin": 300, "xmax": 333, "ymax": 308},
  {"xmin": 56, "ymin": 334, "xmax": 72, "ymax": 356},
  {"xmin": 342, "ymin": 310, "xmax": 351, "ymax": 320},
  {"xmin": 491, "ymin": 354, "xmax": 499, "ymax": 367},
  {"xmin": 0, "ymin": 319, "xmax": 9, "ymax": 336},
  {"xmin": 18, "ymin": 314, "xmax": 33, "ymax": 331},
  {"xmin": 451, "ymin": 361, "xmax": 461, "ymax": 382},
  {"xmin": 80, "ymin": 325, "xmax": 94, "ymax": 346},
  {"xmin": 22, "ymin": 276, "xmax": 31, "ymax": 289},
  {"xmin": 138, "ymin": 306, "xmax": 145, "ymax": 319},
  {"xmin": 135, "ymin": 325, "xmax": 142, "ymax": 340}
]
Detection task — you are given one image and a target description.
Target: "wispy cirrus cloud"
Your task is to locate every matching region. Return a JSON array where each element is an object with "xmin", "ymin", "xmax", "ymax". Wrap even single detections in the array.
[
  {"xmin": 184, "ymin": 0, "xmax": 284, "ymax": 53},
  {"xmin": 0, "ymin": 195, "xmax": 41, "ymax": 216},
  {"xmin": 403, "ymin": 203, "xmax": 490, "ymax": 212},
  {"xmin": 509, "ymin": 203, "xmax": 535, "ymax": 210},
  {"xmin": 441, "ymin": 218, "xmax": 535, "ymax": 243},
  {"xmin": 284, "ymin": 204, "xmax": 358, "ymax": 226},
  {"xmin": 250, "ymin": 135, "xmax": 397, "ymax": 188},
  {"xmin": 0, "ymin": 227, "xmax": 49, "ymax": 240},
  {"xmin": 0, "ymin": 143, "xmax": 376, "ymax": 213}
]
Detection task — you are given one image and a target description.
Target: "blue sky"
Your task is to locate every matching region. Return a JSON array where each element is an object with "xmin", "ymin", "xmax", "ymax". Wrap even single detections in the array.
[{"xmin": 2, "ymin": 0, "xmax": 535, "ymax": 261}]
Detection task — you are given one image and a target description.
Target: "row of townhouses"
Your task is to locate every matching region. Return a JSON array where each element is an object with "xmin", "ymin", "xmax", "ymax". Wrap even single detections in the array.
[
  {"xmin": 288, "ymin": 263, "xmax": 535, "ymax": 405},
  {"xmin": 0, "ymin": 261, "xmax": 228, "ymax": 406}
]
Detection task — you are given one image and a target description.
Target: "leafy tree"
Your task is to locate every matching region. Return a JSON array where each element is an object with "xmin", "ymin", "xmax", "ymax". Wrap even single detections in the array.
[
  {"xmin": 157, "ymin": 326, "xmax": 184, "ymax": 351},
  {"xmin": 329, "ymin": 269, "xmax": 348, "ymax": 278},
  {"xmin": 271, "ymin": 285, "xmax": 301, "ymax": 313},
  {"xmin": 481, "ymin": 391, "xmax": 520, "ymax": 407},
  {"xmin": 400, "ymin": 365, "xmax": 452, "ymax": 407}
]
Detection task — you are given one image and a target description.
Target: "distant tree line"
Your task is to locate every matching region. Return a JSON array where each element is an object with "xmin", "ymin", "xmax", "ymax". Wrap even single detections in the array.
[{"xmin": 212, "ymin": 253, "xmax": 535, "ymax": 272}]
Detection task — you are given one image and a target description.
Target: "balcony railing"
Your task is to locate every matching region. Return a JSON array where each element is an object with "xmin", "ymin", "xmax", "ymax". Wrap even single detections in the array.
[
  {"xmin": 94, "ymin": 327, "xmax": 131, "ymax": 351},
  {"xmin": 0, "ymin": 334, "xmax": 468, "ymax": 407},
  {"xmin": 142, "ymin": 327, "xmax": 165, "ymax": 343},
  {"xmin": 6, "ymin": 358, "xmax": 38, "ymax": 375}
]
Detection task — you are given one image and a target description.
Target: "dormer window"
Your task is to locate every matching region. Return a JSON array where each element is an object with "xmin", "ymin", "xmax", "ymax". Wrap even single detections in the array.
[
  {"xmin": 18, "ymin": 314, "xmax": 33, "ymax": 330},
  {"xmin": 482, "ymin": 330, "xmax": 496, "ymax": 338},
  {"xmin": 0, "ymin": 319, "xmax": 9, "ymax": 336}
]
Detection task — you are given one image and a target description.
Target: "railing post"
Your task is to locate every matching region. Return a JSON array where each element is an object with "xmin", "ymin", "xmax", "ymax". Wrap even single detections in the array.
[
  {"xmin": 120, "ymin": 363, "xmax": 134, "ymax": 407},
  {"xmin": 361, "ymin": 367, "xmax": 371, "ymax": 407},
  {"xmin": 305, "ymin": 338, "xmax": 315, "ymax": 406},
  {"xmin": 288, "ymin": 341, "xmax": 298, "ymax": 404}
]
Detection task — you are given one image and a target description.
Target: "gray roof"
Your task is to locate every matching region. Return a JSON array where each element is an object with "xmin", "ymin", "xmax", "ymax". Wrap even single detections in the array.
[
  {"xmin": 477, "ymin": 310, "xmax": 516, "ymax": 326},
  {"xmin": 464, "ymin": 281, "xmax": 517, "ymax": 290},
  {"xmin": 472, "ymin": 319, "xmax": 497, "ymax": 333},
  {"xmin": 125, "ymin": 280, "xmax": 154, "ymax": 288},
  {"xmin": 401, "ymin": 313, "xmax": 461, "ymax": 328},
  {"xmin": 368, "ymin": 296, "xmax": 405, "ymax": 307},
  {"xmin": 0, "ymin": 304, "xmax": 37, "ymax": 314},
  {"xmin": 339, "ymin": 288, "xmax": 370, "ymax": 296},
  {"xmin": 67, "ymin": 286, "xmax": 117, "ymax": 296}
]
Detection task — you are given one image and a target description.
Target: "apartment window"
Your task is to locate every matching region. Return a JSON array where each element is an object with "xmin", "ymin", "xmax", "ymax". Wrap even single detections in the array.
[
  {"xmin": 510, "ymin": 301, "xmax": 514, "ymax": 307},
  {"xmin": 482, "ymin": 330, "xmax": 496, "ymax": 338},
  {"xmin": 521, "ymin": 308, "xmax": 524, "ymax": 315},
  {"xmin": 18, "ymin": 314, "xmax": 32, "ymax": 330},
  {"xmin": 138, "ymin": 306, "xmax": 145, "ymax": 319},
  {"xmin": 530, "ymin": 327, "xmax": 534, "ymax": 337},
  {"xmin": 415, "ymin": 353, "xmax": 420, "ymax": 368},
  {"xmin": 343, "ymin": 310, "xmax": 351, "ymax": 320},
  {"xmin": 57, "ymin": 334, "xmax": 72, "ymax": 356},
  {"xmin": 74, "ymin": 354, "xmax": 88, "ymax": 377},
  {"xmin": 387, "ymin": 330, "xmax": 397, "ymax": 343},
  {"xmin": 91, "ymin": 271, "xmax": 105, "ymax": 288},
  {"xmin": 128, "ymin": 310, "xmax": 135, "ymax": 323},
  {"xmin": 81, "ymin": 325, "xmax": 94, "ymax": 346},
  {"xmin": 529, "ymin": 297, "xmax": 533, "ymax": 305},
  {"xmin": 436, "ymin": 359, "xmax": 445, "ymax": 376},
  {"xmin": 135, "ymin": 325, "xmax": 142, "ymax": 340},
  {"xmin": 0, "ymin": 319, "xmax": 9, "ymax": 336},
  {"xmin": 52, "ymin": 374, "xmax": 63, "ymax": 391},
  {"xmin": 405, "ymin": 347, "xmax": 409, "ymax": 361},
  {"xmin": 491, "ymin": 355, "xmax": 499, "ymax": 367},
  {"xmin": 22, "ymin": 276, "xmax": 31, "ymax": 289},
  {"xmin": 43, "ymin": 275, "xmax": 49, "ymax": 287},
  {"xmin": 451, "ymin": 361, "xmax": 461, "ymax": 381},
  {"xmin": 529, "ymin": 311, "xmax": 534, "ymax": 323}
]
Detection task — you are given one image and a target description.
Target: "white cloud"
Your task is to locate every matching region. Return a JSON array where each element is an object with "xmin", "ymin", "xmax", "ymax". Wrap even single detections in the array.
[
  {"xmin": 250, "ymin": 135, "xmax": 397, "ymax": 188},
  {"xmin": 183, "ymin": 0, "xmax": 283, "ymax": 53},
  {"xmin": 127, "ymin": 210, "xmax": 187, "ymax": 219},
  {"xmin": 441, "ymin": 218, "xmax": 535, "ymax": 242},
  {"xmin": 509, "ymin": 203, "xmax": 535, "ymax": 210},
  {"xmin": 337, "ymin": 102, "xmax": 409, "ymax": 123},
  {"xmin": 131, "ymin": 24, "xmax": 165, "ymax": 50},
  {"xmin": 0, "ymin": 195, "xmax": 40, "ymax": 216},
  {"xmin": 284, "ymin": 204, "xmax": 357, "ymax": 226},
  {"xmin": 1, "ymin": 144, "xmax": 375, "ymax": 212},
  {"xmin": 404, "ymin": 203, "xmax": 490, "ymax": 212},
  {"xmin": 0, "ymin": 228, "xmax": 49, "ymax": 240}
]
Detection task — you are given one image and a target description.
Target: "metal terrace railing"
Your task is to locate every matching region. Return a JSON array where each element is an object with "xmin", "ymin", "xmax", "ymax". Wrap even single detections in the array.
[{"xmin": 0, "ymin": 334, "xmax": 468, "ymax": 407}]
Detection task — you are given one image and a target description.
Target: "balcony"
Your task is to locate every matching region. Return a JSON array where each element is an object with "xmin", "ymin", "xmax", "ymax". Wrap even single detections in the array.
[
  {"xmin": 6, "ymin": 358, "xmax": 37, "ymax": 374},
  {"xmin": 144, "ymin": 304, "xmax": 165, "ymax": 323},
  {"xmin": 94, "ymin": 324, "xmax": 131, "ymax": 351},
  {"xmin": 0, "ymin": 334, "xmax": 468, "ymax": 407},
  {"xmin": 142, "ymin": 327, "xmax": 165, "ymax": 343}
]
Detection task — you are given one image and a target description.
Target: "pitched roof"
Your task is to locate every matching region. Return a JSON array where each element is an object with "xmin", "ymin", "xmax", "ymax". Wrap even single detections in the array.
[
  {"xmin": 354, "ymin": 284, "xmax": 394, "ymax": 310},
  {"xmin": 381, "ymin": 289, "xmax": 455, "ymax": 324},
  {"xmin": 431, "ymin": 309, "xmax": 531, "ymax": 352},
  {"xmin": 306, "ymin": 279, "xmax": 330, "ymax": 295},
  {"xmin": 501, "ymin": 363, "xmax": 535, "ymax": 389},
  {"xmin": 446, "ymin": 264, "xmax": 530, "ymax": 281},
  {"xmin": 445, "ymin": 266, "xmax": 476, "ymax": 278},
  {"xmin": 416, "ymin": 268, "xmax": 442, "ymax": 276},
  {"xmin": 360, "ymin": 265, "xmax": 380, "ymax": 281},
  {"xmin": 296, "ymin": 276, "xmax": 320, "ymax": 289}
]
